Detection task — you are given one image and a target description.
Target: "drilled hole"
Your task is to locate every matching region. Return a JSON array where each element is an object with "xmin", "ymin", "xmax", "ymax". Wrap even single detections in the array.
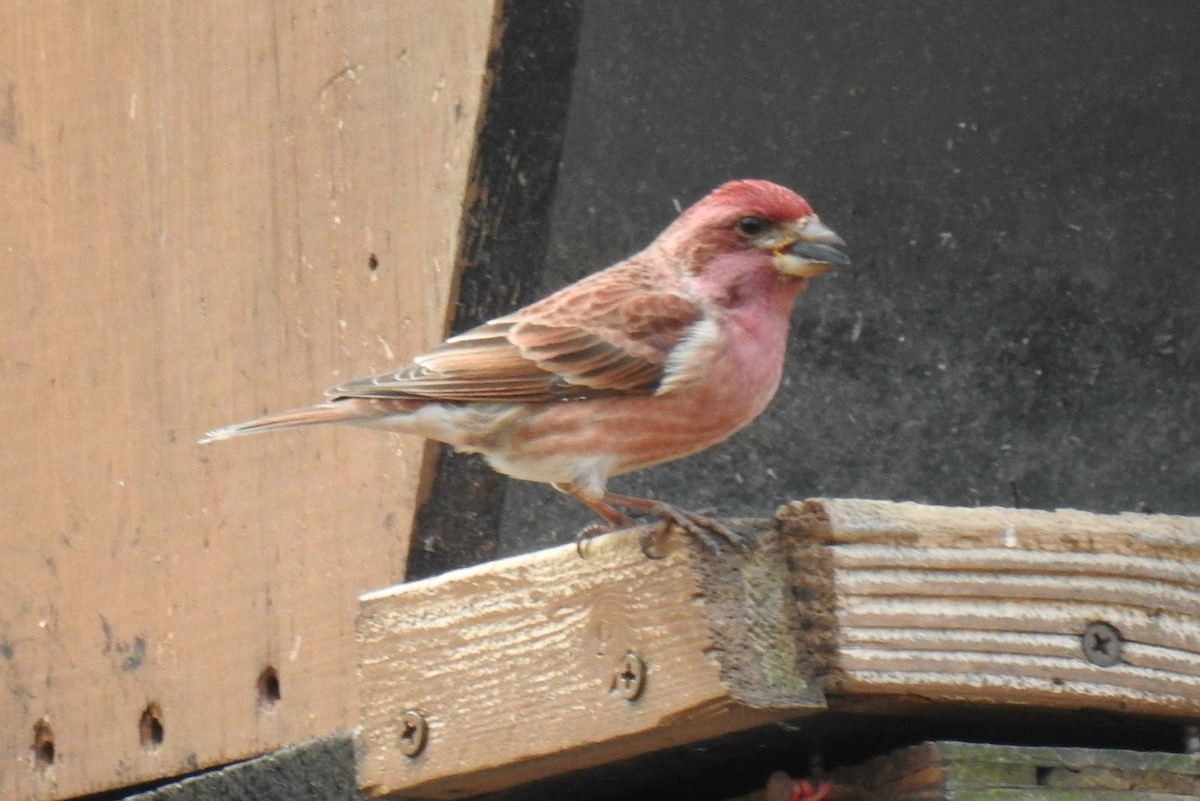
[
  {"xmin": 139, "ymin": 703, "xmax": 164, "ymax": 750},
  {"xmin": 32, "ymin": 719, "xmax": 54, "ymax": 767},
  {"xmin": 257, "ymin": 666, "xmax": 282, "ymax": 708},
  {"xmin": 1035, "ymin": 766, "xmax": 1052, "ymax": 785},
  {"xmin": 367, "ymin": 253, "xmax": 379, "ymax": 271}
]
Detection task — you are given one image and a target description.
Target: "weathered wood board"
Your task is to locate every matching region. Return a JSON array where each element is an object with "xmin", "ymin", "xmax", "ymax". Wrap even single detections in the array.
[
  {"xmin": 357, "ymin": 499, "xmax": 1200, "ymax": 799},
  {"xmin": 0, "ymin": 3, "xmax": 497, "ymax": 799},
  {"xmin": 823, "ymin": 740, "xmax": 1200, "ymax": 801},
  {"xmin": 801, "ymin": 499, "xmax": 1200, "ymax": 717},
  {"xmin": 357, "ymin": 519, "xmax": 826, "ymax": 799}
]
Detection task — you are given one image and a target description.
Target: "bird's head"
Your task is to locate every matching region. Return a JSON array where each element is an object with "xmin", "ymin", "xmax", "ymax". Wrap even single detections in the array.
[{"xmin": 661, "ymin": 179, "xmax": 850, "ymax": 287}]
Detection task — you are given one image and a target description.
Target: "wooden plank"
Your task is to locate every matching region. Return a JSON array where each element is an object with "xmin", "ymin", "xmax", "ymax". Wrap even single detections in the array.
[
  {"xmin": 357, "ymin": 500, "xmax": 1200, "ymax": 799},
  {"xmin": 356, "ymin": 520, "xmax": 827, "ymax": 799},
  {"xmin": 815, "ymin": 740, "xmax": 1200, "ymax": 800},
  {"xmin": 784, "ymin": 500, "xmax": 1200, "ymax": 718},
  {"xmin": 0, "ymin": 3, "xmax": 496, "ymax": 800}
]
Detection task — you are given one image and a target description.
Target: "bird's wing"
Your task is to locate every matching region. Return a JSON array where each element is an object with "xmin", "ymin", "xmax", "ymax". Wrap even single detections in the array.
[{"xmin": 328, "ymin": 273, "xmax": 705, "ymax": 403}]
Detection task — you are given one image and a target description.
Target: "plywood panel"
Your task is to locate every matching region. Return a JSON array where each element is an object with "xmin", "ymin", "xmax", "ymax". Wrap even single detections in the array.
[{"xmin": 0, "ymin": 2, "xmax": 497, "ymax": 799}]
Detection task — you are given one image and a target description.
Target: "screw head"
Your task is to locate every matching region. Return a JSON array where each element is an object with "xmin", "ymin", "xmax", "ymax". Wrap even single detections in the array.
[
  {"xmin": 614, "ymin": 652, "xmax": 646, "ymax": 700},
  {"xmin": 398, "ymin": 710, "xmax": 428, "ymax": 757},
  {"xmin": 1081, "ymin": 621, "xmax": 1123, "ymax": 667}
]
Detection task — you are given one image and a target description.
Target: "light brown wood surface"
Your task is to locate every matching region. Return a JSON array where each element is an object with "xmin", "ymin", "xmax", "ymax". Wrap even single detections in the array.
[
  {"xmin": 357, "ymin": 521, "xmax": 826, "ymax": 799},
  {"xmin": 738, "ymin": 741, "xmax": 1200, "ymax": 801},
  {"xmin": 0, "ymin": 3, "xmax": 496, "ymax": 800},
  {"xmin": 356, "ymin": 500, "xmax": 1200, "ymax": 799},
  {"xmin": 845, "ymin": 740, "xmax": 1200, "ymax": 800},
  {"xmin": 800, "ymin": 499, "xmax": 1200, "ymax": 717}
]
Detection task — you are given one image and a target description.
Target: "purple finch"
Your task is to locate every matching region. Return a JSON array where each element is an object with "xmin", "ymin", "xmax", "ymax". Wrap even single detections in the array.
[{"xmin": 202, "ymin": 180, "xmax": 849, "ymax": 550}]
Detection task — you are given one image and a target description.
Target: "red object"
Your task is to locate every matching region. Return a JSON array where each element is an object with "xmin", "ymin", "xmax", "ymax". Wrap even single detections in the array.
[{"xmin": 790, "ymin": 778, "xmax": 834, "ymax": 801}]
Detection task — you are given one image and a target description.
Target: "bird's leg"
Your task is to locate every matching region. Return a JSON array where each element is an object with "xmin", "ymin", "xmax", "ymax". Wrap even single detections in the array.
[
  {"xmin": 554, "ymin": 483, "xmax": 644, "ymax": 557},
  {"xmin": 555, "ymin": 485, "xmax": 748, "ymax": 558},
  {"xmin": 600, "ymin": 491, "xmax": 751, "ymax": 553}
]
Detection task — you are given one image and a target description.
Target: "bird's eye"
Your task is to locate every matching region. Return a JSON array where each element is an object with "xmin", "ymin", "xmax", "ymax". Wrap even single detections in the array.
[{"xmin": 735, "ymin": 216, "xmax": 765, "ymax": 236}]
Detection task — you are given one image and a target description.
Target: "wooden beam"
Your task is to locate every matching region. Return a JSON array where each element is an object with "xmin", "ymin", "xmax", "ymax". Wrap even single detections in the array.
[
  {"xmin": 814, "ymin": 740, "xmax": 1200, "ymax": 800},
  {"xmin": 799, "ymin": 499, "xmax": 1200, "ymax": 718},
  {"xmin": 356, "ymin": 500, "xmax": 1200, "ymax": 799},
  {"xmin": 357, "ymin": 519, "xmax": 825, "ymax": 799}
]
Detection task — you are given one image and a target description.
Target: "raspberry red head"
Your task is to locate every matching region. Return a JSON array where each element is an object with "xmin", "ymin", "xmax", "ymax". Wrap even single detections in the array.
[{"xmin": 659, "ymin": 180, "xmax": 845, "ymax": 282}]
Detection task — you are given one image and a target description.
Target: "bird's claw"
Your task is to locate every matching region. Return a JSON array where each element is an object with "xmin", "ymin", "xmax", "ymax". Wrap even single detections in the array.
[
  {"xmin": 571, "ymin": 496, "xmax": 752, "ymax": 559},
  {"xmin": 637, "ymin": 524, "xmax": 670, "ymax": 560},
  {"xmin": 651, "ymin": 504, "xmax": 753, "ymax": 553},
  {"xmin": 575, "ymin": 520, "xmax": 709, "ymax": 561},
  {"xmin": 575, "ymin": 523, "xmax": 613, "ymax": 557}
]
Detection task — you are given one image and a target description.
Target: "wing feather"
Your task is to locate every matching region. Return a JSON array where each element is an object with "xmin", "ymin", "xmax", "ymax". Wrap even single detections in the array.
[{"xmin": 328, "ymin": 262, "xmax": 706, "ymax": 403}]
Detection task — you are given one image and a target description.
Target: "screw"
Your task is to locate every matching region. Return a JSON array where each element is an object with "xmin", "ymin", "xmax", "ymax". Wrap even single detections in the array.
[
  {"xmin": 614, "ymin": 652, "xmax": 646, "ymax": 700},
  {"xmin": 398, "ymin": 710, "xmax": 428, "ymax": 757},
  {"xmin": 1081, "ymin": 621, "xmax": 1122, "ymax": 667}
]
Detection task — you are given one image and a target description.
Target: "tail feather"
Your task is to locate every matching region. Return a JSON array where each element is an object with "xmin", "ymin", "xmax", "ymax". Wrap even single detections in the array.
[{"xmin": 199, "ymin": 399, "xmax": 380, "ymax": 444}]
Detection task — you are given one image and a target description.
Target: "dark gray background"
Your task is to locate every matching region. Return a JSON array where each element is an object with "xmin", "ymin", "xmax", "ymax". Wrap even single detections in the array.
[{"xmin": 497, "ymin": 0, "xmax": 1200, "ymax": 553}]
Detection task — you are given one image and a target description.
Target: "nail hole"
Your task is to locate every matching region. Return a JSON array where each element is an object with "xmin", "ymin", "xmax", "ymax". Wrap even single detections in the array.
[
  {"xmin": 139, "ymin": 703, "xmax": 164, "ymax": 750},
  {"xmin": 257, "ymin": 666, "xmax": 282, "ymax": 709},
  {"xmin": 32, "ymin": 719, "xmax": 54, "ymax": 767},
  {"xmin": 367, "ymin": 253, "xmax": 379, "ymax": 271}
]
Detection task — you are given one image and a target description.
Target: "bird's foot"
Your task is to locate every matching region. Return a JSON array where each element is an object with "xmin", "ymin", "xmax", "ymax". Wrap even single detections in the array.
[
  {"xmin": 649, "ymin": 503, "xmax": 751, "ymax": 553},
  {"xmin": 558, "ymin": 484, "xmax": 750, "ymax": 559},
  {"xmin": 574, "ymin": 523, "xmax": 612, "ymax": 558},
  {"xmin": 574, "ymin": 522, "xmax": 670, "ymax": 560},
  {"xmin": 636, "ymin": 525, "xmax": 670, "ymax": 560},
  {"xmin": 600, "ymin": 491, "xmax": 752, "ymax": 554}
]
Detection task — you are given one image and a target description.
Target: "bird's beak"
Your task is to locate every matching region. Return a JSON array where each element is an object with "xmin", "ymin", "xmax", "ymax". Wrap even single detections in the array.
[{"xmin": 772, "ymin": 216, "xmax": 850, "ymax": 278}]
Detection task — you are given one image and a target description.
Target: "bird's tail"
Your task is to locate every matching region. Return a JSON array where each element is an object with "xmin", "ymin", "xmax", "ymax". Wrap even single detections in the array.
[{"xmin": 199, "ymin": 398, "xmax": 388, "ymax": 444}]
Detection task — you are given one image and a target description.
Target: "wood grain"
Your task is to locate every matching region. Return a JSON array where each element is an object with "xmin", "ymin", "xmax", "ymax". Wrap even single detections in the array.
[
  {"xmin": 0, "ymin": 3, "xmax": 496, "ymax": 799},
  {"xmin": 784, "ymin": 500, "xmax": 1200, "ymax": 718},
  {"xmin": 357, "ymin": 500, "xmax": 1200, "ymax": 799},
  {"xmin": 356, "ymin": 521, "xmax": 825, "ymax": 799},
  {"xmin": 820, "ymin": 740, "xmax": 1200, "ymax": 801}
]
